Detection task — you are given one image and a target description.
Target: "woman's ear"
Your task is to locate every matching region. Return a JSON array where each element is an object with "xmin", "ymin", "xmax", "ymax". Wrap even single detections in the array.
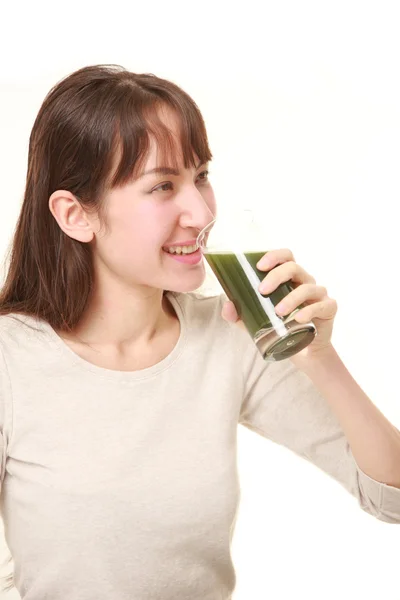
[{"xmin": 48, "ymin": 190, "xmax": 95, "ymax": 243}]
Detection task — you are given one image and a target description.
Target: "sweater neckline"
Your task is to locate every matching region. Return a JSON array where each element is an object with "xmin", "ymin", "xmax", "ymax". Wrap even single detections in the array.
[{"xmin": 36, "ymin": 292, "xmax": 187, "ymax": 382}]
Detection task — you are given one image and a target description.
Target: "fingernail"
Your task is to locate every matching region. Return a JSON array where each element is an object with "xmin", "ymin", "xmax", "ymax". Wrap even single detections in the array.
[
  {"xmin": 275, "ymin": 302, "xmax": 286, "ymax": 315},
  {"xmin": 257, "ymin": 257, "xmax": 268, "ymax": 269}
]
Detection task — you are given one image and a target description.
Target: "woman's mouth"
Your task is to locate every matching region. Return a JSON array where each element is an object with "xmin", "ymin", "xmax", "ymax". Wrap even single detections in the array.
[
  {"xmin": 162, "ymin": 242, "xmax": 203, "ymax": 265},
  {"xmin": 163, "ymin": 244, "xmax": 198, "ymax": 255}
]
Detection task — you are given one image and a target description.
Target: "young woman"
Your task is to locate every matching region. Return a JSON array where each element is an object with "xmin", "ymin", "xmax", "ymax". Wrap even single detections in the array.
[{"xmin": 0, "ymin": 65, "xmax": 399, "ymax": 600}]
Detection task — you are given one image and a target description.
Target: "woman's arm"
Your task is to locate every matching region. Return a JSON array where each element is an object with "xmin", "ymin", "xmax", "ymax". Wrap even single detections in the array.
[
  {"xmin": 292, "ymin": 344, "xmax": 400, "ymax": 488},
  {"xmin": 1, "ymin": 346, "xmax": 20, "ymax": 598},
  {"xmin": 0, "ymin": 518, "xmax": 20, "ymax": 599}
]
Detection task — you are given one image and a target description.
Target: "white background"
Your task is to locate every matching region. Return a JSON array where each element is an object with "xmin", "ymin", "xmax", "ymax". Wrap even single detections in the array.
[{"xmin": 1, "ymin": 1, "xmax": 399, "ymax": 598}]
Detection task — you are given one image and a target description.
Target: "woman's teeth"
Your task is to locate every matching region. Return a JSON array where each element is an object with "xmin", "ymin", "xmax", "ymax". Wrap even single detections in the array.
[{"xmin": 166, "ymin": 245, "xmax": 198, "ymax": 255}]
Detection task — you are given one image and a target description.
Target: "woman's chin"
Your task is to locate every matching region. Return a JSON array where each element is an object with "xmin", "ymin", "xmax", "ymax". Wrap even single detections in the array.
[{"xmin": 164, "ymin": 269, "xmax": 206, "ymax": 294}]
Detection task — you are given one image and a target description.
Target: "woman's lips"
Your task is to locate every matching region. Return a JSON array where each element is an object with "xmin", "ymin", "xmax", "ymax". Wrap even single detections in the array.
[{"xmin": 163, "ymin": 247, "xmax": 203, "ymax": 265}]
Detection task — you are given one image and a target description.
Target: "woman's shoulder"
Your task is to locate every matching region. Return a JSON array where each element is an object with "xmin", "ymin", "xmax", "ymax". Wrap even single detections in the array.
[
  {"xmin": 169, "ymin": 290, "xmax": 252, "ymax": 347},
  {"xmin": 168, "ymin": 291, "xmax": 226, "ymax": 325},
  {"xmin": 0, "ymin": 312, "xmax": 47, "ymax": 354}
]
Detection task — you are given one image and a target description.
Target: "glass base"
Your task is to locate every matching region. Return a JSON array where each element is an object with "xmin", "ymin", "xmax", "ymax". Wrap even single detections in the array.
[{"xmin": 254, "ymin": 316, "xmax": 317, "ymax": 362}]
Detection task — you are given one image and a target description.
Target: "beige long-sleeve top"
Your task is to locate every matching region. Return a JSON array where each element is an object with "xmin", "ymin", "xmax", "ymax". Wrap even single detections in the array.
[{"xmin": 1, "ymin": 292, "xmax": 399, "ymax": 599}]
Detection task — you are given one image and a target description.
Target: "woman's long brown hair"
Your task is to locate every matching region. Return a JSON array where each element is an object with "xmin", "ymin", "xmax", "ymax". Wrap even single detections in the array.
[{"xmin": 0, "ymin": 65, "xmax": 212, "ymax": 332}]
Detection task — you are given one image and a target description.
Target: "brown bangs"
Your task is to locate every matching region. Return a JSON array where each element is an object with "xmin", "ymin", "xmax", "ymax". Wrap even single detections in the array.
[{"xmin": 109, "ymin": 94, "xmax": 213, "ymax": 188}]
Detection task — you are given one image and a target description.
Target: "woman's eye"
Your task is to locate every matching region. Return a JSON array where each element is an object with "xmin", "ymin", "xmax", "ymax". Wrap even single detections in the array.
[
  {"xmin": 153, "ymin": 182, "xmax": 173, "ymax": 193},
  {"xmin": 197, "ymin": 170, "xmax": 209, "ymax": 183},
  {"xmin": 152, "ymin": 170, "xmax": 209, "ymax": 193}
]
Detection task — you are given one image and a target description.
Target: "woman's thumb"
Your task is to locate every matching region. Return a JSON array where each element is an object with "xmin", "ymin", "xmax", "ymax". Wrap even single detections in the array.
[{"xmin": 221, "ymin": 300, "xmax": 239, "ymax": 323}]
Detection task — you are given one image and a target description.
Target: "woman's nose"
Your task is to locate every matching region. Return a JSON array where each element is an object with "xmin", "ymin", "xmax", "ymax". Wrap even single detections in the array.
[{"xmin": 178, "ymin": 188, "xmax": 216, "ymax": 231}]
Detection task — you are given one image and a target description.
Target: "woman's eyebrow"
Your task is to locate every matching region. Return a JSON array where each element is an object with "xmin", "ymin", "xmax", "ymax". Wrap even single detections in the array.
[
  {"xmin": 138, "ymin": 167, "xmax": 180, "ymax": 179},
  {"xmin": 138, "ymin": 161, "xmax": 208, "ymax": 180}
]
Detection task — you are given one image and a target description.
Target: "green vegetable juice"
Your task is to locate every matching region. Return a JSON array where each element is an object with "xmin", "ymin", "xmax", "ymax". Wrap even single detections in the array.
[{"xmin": 205, "ymin": 250, "xmax": 316, "ymax": 361}]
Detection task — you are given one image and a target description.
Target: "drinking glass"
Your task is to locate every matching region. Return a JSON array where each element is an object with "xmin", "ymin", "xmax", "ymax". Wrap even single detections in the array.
[{"xmin": 198, "ymin": 210, "xmax": 317, "ymax": 362}]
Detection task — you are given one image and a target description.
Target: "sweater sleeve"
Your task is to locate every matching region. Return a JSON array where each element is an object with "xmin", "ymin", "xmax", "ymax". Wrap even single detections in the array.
[
  {"xmin": 237, "ymin": 329, "xmax": 400, "ymax": 524},
  {"xmin": 1, "ymin": 345, "xmax": 21, "ymax": 598}
]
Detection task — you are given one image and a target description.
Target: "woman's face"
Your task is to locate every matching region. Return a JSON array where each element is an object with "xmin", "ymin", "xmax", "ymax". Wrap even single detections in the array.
[{"xmin": 92, "ymin": 117, "xmax": 216, "ymax": 294}]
